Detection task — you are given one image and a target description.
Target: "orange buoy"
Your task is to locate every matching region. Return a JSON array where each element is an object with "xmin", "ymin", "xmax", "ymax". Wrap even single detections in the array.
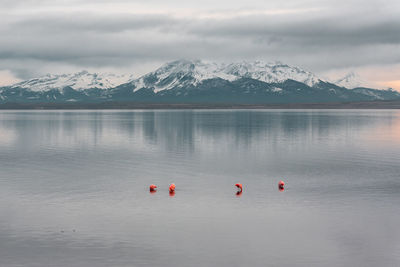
[
  {"xmin": 278, "ymin": 180, "xmax": 285, "ymax": 189},
  {"xmin": 169, "ymin": 183, "xmax": 176, "ymax": 193},
  {"xmin": 235, "ymin": 183, "xmax": 243, "ymax": 192},
  {"xmin": 149, "ymin": 184, "xmax": 157, "ymax": 192}
]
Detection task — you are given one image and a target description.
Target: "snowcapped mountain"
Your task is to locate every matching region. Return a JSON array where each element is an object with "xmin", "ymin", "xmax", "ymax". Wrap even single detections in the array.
[
  {"xmin": 132, "ymin": 59, "xmax": 321, "ymax": 93},
  {"xmin": 335, "ymin": 72, "xmax": 366, "ymax": 89},
  {"xmin": 221, "ymin": 61, "xmax": 321, "ymax": 87},
  {"xmin": 1, "ymin": 59, "xmax": 399, "ymax": 104},
  {"xmin": 11, "ymin": 70, "xmax": 134, "ymax": 92},
  {"xmin": 132, "ymin": 60, "xmax": 236, "ymax": 93},
  {"xmin": 3, "ymin": 60, "xmax": 327, "ymax": 94}
]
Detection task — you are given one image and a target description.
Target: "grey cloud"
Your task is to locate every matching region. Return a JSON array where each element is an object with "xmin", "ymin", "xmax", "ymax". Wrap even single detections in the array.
[
  {"xmin": 12, "ymin": 13, "xmax": 178, "ymax": 34},
  {"xmin": 0, "ymin": 0, "xmax": 399, "ymax": 80},
  {"xmin": 188, "ymin": 14, "xmax": 400, "ymax": 46}
]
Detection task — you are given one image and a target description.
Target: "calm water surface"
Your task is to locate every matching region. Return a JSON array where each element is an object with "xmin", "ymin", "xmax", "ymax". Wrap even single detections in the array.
[{"xmin": 0, "ymin": 110, "xmax": 399, "ymax": 267}]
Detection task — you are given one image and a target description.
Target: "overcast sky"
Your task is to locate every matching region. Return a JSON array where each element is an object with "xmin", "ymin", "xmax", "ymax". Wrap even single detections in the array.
[{"xmin": 1, "ymin": 0, "xmax": 399, "ymax": 89}]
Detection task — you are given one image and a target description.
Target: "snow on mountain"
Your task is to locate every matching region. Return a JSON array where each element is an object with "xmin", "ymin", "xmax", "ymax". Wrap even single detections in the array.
[
  {"xmin": 1, "ymin": 60, "xmax": 399, "ymax": 104},
  {"xmin": 335, "ymin": 72, "xmax": 366, "ymax": 89},
  {"xmin": 6, "ymin": 61, "xmax": 373, "ymax": 96},
  {"xmin": 5, "ymin": 60, "xmax": 324, "ymax": 94},
  {"xmin": 220, "ymin": 61, "xmax": 321, "ymax": 87},
  {"xmin": 133, "ymin": 59, "xmax": 237, "ymax": 93},
  {"xmin": 11, "ymin": 71, "xmax": 134, "ymax": 92},
  {"xmin": 132, "ymin": 59, "xmax": 322, "ymax": 93}
]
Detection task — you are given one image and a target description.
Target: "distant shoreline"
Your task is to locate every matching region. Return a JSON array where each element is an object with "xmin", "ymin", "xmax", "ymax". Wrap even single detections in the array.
[{"xmin": 1, "ymin": 100, "xmax": 400, "ymax": 109}]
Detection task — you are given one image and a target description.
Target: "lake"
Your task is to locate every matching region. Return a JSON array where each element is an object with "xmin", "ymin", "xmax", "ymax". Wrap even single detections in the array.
[{"xmin": 0, "ymin": 110, "xmax": 399, "ymax": 267}]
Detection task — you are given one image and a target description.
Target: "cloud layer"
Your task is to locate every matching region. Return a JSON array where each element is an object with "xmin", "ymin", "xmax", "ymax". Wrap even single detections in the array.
[{"xmin": 1, "ymin": 0, "xmax": 399, "ymax": 89}]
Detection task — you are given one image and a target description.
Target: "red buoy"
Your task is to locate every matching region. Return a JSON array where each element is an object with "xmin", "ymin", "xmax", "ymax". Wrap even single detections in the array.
[
  {"xmin": 278, "ymin": 180, "xmax": 285, "ymax": 189},
  {"xmin": 149, "ymin": 184, "xmax": 157, "ymax": 192},
  {"xmin": 169, "ymin": 183, "xmax": 176, "ymax": 193},
  {"xmin": 235, "ymin": 183, "xmax": 243, "ymax": 192}
]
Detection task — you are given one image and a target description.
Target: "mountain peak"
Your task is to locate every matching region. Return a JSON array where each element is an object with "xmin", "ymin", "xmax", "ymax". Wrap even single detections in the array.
[
  {"xmin": 157, "ymin": 59, "xmax": 212, "ymax": 74},
  {"xmin": 133, "ymin": 59, "xmax": 236, "ymax": 93},
  {"xmin": 11, "ymin": 71, "xmax": 134, "ymax": 92},
  {"xmin": 335, "ymin": 72, "xmax": 366, "ymax": 89},
  {"xmin": 221, "ymin": 60, "xmax": 320, "ymax": 86}
]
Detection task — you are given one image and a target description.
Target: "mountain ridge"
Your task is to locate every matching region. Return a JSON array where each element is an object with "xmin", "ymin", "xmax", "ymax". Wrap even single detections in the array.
[
  {"xmin": 1, "ymin": 59, "xmax": 399, "ymax": 104},
  {"xmin": 10, "ymin": 71, "xmax": 134, "ymax": 92}
]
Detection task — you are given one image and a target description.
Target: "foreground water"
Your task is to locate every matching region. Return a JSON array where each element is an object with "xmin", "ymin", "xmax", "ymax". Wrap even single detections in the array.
[{"xmin": 0, "ymin": 110, "xmax": 399, "ymax": 267}]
